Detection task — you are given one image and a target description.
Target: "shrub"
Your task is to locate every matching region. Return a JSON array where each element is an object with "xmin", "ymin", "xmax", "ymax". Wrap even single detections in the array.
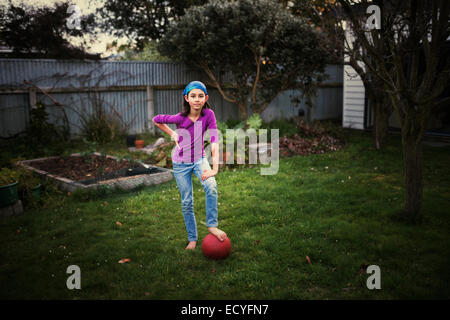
[
  {"xmin": 79, "ymin": 97, "xmax": 128, "ymax": 145},
  {"xmin": 81, "ymin": 110, "xmax": 127, "ymax": 144},
  {"xmin": 261, "ymin": 118, "xmax": 298, "ymax": 139},
  {"xmin": 25, "ymin": 102, "xmax": 65, "ymax": 146}
]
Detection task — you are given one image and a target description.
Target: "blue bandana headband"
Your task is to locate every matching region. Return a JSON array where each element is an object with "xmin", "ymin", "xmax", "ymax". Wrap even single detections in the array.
[{"xmin": 183, "ymin": 81, "xmax": 208, "ymax": 96}]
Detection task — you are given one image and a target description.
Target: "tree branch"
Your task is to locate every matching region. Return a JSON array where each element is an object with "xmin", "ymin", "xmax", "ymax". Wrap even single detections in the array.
[{"xmin": 196, "ymin": 62, "xmax": 238, "ymax": 104}]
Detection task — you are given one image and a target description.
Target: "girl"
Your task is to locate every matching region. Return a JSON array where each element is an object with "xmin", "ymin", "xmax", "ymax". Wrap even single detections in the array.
[{"xmin": 152, "ymin": 81, "xmax": 227, "ymax": 250}]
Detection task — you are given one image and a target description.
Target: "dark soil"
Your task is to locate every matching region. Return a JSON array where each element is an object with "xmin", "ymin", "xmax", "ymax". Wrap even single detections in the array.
[{"xmin": 28, "ymin": 154, "xmax": 140, "ymax": 182}]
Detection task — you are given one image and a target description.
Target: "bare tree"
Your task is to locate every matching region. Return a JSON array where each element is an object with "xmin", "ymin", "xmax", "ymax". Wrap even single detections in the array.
[{"xmin": 337, "ymin": 0, "xmax": 450, "ymax": 222}]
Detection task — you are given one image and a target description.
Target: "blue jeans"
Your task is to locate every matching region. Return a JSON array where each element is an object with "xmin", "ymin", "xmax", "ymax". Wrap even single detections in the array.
[{"xmin": 172, "ymin": 156, "xmax": 218, "ymax": 242}]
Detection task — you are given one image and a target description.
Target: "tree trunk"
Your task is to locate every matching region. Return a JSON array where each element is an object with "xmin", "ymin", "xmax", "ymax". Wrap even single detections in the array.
[
  {"xmin": 401, "ymin": 130, "xmax": 424, "ymax": 223},
  {"xmin": 372, "ymin": 97, "xmax": 391, "ymax": 150},
  {"xmin": 238, "ymin": 102, "xmax": 248, "ymax": 120}
]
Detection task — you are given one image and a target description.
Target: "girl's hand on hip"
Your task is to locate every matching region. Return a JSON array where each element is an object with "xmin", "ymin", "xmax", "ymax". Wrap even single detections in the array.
[
  {"xmin": 201, "ymin": 169, "xmax": 217, "ymax": 181},
  {"xmin": 171, "ymin": 132, "xmax": 180, "ymax": 148}
]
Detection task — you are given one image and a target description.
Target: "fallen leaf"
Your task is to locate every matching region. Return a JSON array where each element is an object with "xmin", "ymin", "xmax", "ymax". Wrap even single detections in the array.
[
  {"xmin": 118, "ymin": 258, "xmax": 131, "ymax": 264},
  {"xmin": 306, "ymin": 256, "xmax": 311, "ymax": 264},
  {"xmin": 116, "ymin": 221, "xmax": 123, "ymax": 227},
  {"xmin": 360, "ymin": 263, "xmax": 369, "ymax": 275}
]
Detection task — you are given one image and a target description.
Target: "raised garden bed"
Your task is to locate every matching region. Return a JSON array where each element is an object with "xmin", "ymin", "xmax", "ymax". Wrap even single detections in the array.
[{"xmin": 17, "ymin": 152, "xmax": 173, "ymax": 192}]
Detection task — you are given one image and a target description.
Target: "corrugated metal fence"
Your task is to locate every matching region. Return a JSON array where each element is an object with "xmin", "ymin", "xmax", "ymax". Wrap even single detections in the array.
[{"xmin": 0, "ymin": 59, "xmax": 342, "ymax": 138}]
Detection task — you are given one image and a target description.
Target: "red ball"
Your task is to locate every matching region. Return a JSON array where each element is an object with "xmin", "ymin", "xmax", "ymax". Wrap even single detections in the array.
[{"xmin": 201, "ymin": 233, "xmax": 231, "ymax": 260}]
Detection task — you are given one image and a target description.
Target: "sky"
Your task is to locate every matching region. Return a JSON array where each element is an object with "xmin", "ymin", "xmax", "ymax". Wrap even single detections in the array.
[{"xmin": 1, "ymin": 0, "xmax": 131, "ymax": 57}]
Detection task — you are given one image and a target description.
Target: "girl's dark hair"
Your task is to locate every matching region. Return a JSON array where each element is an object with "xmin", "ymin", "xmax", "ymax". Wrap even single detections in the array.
[{"xmin": 180, "ymin": 98, "xmax": 212, "ymax": 117}]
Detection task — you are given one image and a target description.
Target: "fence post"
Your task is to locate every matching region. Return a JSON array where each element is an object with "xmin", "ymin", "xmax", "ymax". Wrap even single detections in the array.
[
  {"xmin": 28, "ymin": 87, "xmax": 37, "ymax": 109},
  {"xmin": 147, "ymin": 85, "xmax": 155, "ymax": 135},
  {"xmin": 27, "ymin": 87, "xmax": 37, "ymax": 128}
]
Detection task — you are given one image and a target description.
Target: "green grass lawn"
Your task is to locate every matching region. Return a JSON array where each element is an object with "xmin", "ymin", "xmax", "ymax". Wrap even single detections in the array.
[{"xmin": 0, "ymin": 128, "xmax": 449, "ymax": 299}]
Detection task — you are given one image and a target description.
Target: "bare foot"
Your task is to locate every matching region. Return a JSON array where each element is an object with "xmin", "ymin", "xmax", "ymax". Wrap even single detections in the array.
[
  {"xmin": 208, "ymin": 227, "xmax": 227, "ymax": 242},
  {"xmin": 185, "ymin": 241, "xmax": 197, "ymax": 250}
]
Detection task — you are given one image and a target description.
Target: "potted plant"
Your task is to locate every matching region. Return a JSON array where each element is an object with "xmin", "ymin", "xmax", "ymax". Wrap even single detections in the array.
[
  {"xmin": 16, "ymin": 167, "xmax": 42, "ymax": 202},
  {"xmin": 135, "ymin": 134, "xmax": 145, "ymax": 149},
  {"xmin": 0, "ymin": 167, "xmax": 19, "ymax": 207}
]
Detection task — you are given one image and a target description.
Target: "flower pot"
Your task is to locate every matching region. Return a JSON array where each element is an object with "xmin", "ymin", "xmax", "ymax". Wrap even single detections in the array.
[
  {"xmin": 19, "ymin": 183, "xmax": 41, "ymax": 203},
  {"xmin": 126, "ymin": 134, "xmax": 137, "ymax": 147},
  {"xmin": 135, "ymin": 139, "xmax": 145, "ymax": 149},
  {"xmin": 0, "ymin": 181, "xmax": 19, "ymax": 207},
  {"xmin": 31, "ymin": 184, "xmax": 41, "ymax": 200}
]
